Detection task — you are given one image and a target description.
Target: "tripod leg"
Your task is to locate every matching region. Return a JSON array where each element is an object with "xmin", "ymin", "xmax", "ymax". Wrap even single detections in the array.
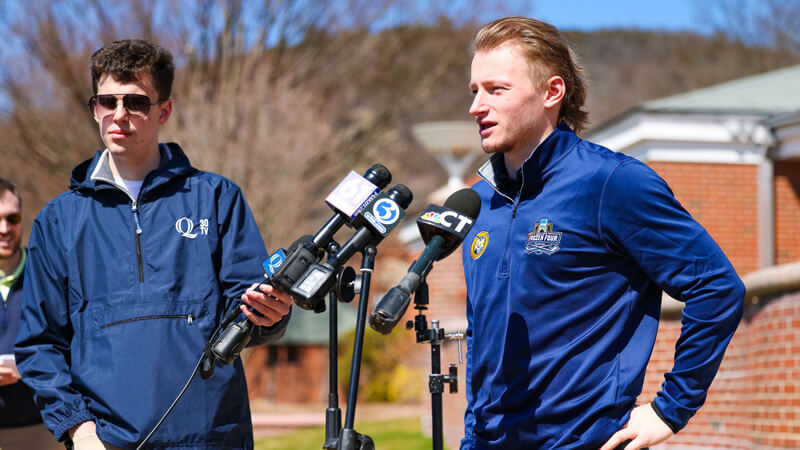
[
  {"xmin": 339, "ymin": 428, "xmax": 375, "ymax": 450},
  {"xmin": 359, "ymin": 433, "xmax": 375, "ymax": 450}
]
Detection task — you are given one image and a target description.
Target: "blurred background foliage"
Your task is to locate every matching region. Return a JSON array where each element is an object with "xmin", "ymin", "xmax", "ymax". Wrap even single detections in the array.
[
  {"xmin": 1, "ymin": 0, "xmax": 798, "ymax": 247},
  {"xmin": 338, "ymin": 327, "xmax": 425, "ymax": 403}
]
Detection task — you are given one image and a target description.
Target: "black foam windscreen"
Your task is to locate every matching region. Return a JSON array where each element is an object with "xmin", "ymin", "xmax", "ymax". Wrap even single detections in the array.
[
  {"xmin": 389, "ymin": 184, "xmax": 414, "ymax": 209},
  {"xmin": 364, "ymin": 163, "xmax": 392, "ymax": 188},
  {"xmin": 288, "ymin": 235, "xmax": 314, "ymax": 253},
  {"xmin": 443, "ymin": 188, "xmax": 481, "ymax": 221}
]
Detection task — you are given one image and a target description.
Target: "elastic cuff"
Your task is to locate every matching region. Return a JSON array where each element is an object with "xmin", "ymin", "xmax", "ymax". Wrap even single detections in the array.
[
  {"xmin": 650, "ymin": 401, "xmax": 680, "ymax": 434},
  {"xmin": 263, "ymin": 306, "xmax": 291, "ymax": 333},
  {"xmin": 53, "ymin": 411, "xmax": 96, "ymax": 442},
  {"xmin": 249, "ymin": 307, "xmax": 291, "ymax": 346}
]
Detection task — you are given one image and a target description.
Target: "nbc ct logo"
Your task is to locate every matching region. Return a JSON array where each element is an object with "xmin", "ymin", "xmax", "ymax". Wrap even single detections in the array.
[{"xmin": 175, "ymin": 217, "xmax": 209, "ymax": 239}]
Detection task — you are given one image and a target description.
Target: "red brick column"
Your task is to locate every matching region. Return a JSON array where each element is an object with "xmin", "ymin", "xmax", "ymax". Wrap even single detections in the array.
[
  {"xmin": 775, "ymin": 161, "xmax": 800, "ymax": 265},
  {"xmin": 641, "ymin": 291, "xmax": 800, "ymax": 449}
]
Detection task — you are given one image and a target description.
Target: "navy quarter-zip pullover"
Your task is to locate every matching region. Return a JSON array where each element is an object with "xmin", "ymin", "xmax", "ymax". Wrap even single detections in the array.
[{"xmin": 461, "ymin": 124, "xmax": 744, "ymax": 449}]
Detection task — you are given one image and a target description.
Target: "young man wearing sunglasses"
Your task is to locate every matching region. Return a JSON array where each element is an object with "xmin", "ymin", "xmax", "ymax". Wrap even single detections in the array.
[
  {"xmin": 0, "ymin": 179, "xmax": 62, "ymax": 450},
  {"xmin": 15, "ymin": 40, "xmax": 292, "ymax": 449}
]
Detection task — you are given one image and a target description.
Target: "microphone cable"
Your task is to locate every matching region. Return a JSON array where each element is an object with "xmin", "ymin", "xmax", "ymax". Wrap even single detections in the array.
[
  {"xmin": 135, "ymin": 301, "xmax": 244, "ymax": 449},
  {"xmin": 135, "ymin": 354, "xmax": 204, "ymax": 450}
]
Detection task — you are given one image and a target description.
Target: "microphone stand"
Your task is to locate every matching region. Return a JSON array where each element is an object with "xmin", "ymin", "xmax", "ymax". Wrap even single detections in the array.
[
  {"xmin": 408, "ymin": 281, "xmax": 465, "ymax": 450},
  {"xmin": 323, "ymin": 244, "xmax": 342, "ymax": 449},
  {"xmin": 323, "ymin": 244, "xmax": 376, "ymax": 450}
]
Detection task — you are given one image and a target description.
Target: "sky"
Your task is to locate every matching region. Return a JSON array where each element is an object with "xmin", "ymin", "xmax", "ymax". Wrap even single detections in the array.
[
  {"xmin": 508, "ymin": 0, "xmax": 707, "ymax": 33},
  {"xmin": 0, "ymin": 0, "xmax": 719, "ymax": 115},
  {"xmin": 363, "ymin": 0, "xmax": 714, "ymax": 37}
]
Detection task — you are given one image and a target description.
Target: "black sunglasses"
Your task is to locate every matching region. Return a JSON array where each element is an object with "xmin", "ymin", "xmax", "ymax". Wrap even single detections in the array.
[
  {"xmin": 88, "ymin": 94, "xmax": 165, "ymax": 119},
  {"xmin": 0, "ymin": 213, "xmax": 21, "ymax": 225}
]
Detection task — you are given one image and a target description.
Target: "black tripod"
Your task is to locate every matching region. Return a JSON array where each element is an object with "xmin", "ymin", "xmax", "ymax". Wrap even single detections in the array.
[
  {"xmin": 322, "ymin": 244, "xmax": 377, "ymax": 450},
  {"xmin": 407, "ymin": 281, "xmax": 465, "ymax": 450}
]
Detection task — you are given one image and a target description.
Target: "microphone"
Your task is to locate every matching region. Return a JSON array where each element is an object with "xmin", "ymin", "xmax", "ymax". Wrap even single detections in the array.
[
  {"xmin": 290, "ymin": 184, "xmax": 414, "ymax": 312},
  {"xmin": 268, "ymin": 164, "xmax": 391, "ymax": 294},
  {"xmin": 200, "ymin": 235, "xmax": 308, "ymax": 379},
  {"xmin": 369, "ymin": 188, "xmax": 481, "ymax": 335}
]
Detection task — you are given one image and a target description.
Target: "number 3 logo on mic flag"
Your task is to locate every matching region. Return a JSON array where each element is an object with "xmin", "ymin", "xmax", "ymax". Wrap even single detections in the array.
[{"xmin": 373, "ymin": 198, "xmax": 400, "ymax": 225}]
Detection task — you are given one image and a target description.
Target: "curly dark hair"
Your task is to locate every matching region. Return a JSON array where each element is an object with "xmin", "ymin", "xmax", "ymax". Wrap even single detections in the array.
[
  {"xmin": 472, "ymin": 17, "xmax": 589, "ymax": 133},
  {"xmin": 0, "ymin": 177, "xmax": 21, "ymax": 208},
  {"xmin": 91, "ymin": 39, "xmax": 175, "ymax": 101}
]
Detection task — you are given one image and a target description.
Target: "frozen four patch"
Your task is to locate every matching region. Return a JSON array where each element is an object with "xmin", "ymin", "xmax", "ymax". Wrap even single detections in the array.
[{"xmin": 526, "ymin": 218, "xmax": 562, "ymax": 255}]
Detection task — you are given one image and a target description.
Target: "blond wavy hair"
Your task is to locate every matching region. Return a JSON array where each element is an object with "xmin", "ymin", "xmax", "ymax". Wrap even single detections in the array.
[{"xmin": 472, "ymin": 17, "xmax": 589, "ymax": 133}]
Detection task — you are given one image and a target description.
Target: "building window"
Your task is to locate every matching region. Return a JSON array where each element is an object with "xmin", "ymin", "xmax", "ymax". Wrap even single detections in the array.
[
  {"xmin": 267, "ymin": 346, "xmax": 279, "ymax": 367},
  {"xmin": 287, "ymin": 345, "xmax": 299, "ymax": 363}
]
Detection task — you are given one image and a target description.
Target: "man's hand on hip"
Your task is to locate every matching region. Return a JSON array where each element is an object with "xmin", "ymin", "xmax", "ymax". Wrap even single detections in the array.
[
  {"xmin": 0, "ymin": 367, "xmax": 20, "ymax": 386},
  {"xmin": 599, "ymin": 403, "xmax": 674, "ymax": 450}
]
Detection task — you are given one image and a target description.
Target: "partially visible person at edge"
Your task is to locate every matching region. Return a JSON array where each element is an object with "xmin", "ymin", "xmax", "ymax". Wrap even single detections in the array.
[
  {"xmin": 460, "ymin": 17, "xmax": 744, "ymax": 450},
  {"xmin": 15, "ymin": 39, "xmax": 293, "ymax": 449},
  {"xmin": 0, "ymin": 178, "xmax": 61, "ymax": 450}
]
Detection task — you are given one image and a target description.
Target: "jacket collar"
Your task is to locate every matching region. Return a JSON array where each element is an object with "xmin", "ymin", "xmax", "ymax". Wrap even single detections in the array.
[
  {"xmin": 70, "ymin": 142, "xmax": 195, "ymax": 198},
  {"xmin": 477, "ymin": 122, "xmax": 579, "ymax": 199},
  {"xmin": 1, "ymin": 248, "xmax": 26, "ymax": 300}
]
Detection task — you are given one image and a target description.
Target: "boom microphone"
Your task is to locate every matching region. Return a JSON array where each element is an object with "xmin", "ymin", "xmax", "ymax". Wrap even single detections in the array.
[
  {"xmin": 290, "ymin": 184, "xmax": 414, "ymax": 312},
  {"xmin": 369, "ymin": 188, "xmax": 481, "ymax": 335},
  {"xmin": 268, "ymin": 164, "xmax": 392, "ymax": 294}
]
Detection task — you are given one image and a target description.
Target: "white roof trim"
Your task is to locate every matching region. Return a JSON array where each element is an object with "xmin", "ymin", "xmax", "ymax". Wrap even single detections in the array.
[
  {"xmin": 588, "ymin": 111, "xmax": 769, "ymax": 164},
  {"xmin": 772, "ymin": 120, "xmax": 800, "ymax": 160},
  {"xmin": 625, "ymin": 142, "xmax": 765, "ymax": 164}
]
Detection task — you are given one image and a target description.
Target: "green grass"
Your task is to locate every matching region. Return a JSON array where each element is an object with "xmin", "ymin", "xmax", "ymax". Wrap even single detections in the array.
[{"xmin": 254, "ymin": 417, "xmax": 438, "ymax": 450}]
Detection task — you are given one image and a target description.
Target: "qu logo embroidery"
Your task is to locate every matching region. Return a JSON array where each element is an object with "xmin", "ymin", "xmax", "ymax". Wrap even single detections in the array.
[
  {"xmin": 470, "ymin": 231, "xmax": 489, "ymax": 259},
  {"xmin": 175, "ymin": 217, "xmax": 209, "ymax": 239}
]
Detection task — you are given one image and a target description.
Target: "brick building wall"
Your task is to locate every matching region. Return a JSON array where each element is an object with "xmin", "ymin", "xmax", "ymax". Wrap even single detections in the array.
[
  {"xmin": 245, "ymin": 345, "xmax": 329, "ymax": 404},
  {"xmin": 648, "ymin": 162, "xmax": 760, "ymax": 275},
  {"xmin": 423, "ymin": 248, "xmax": 470, "ymax": 324},
  {"xmin": 775, "ymin": 161, "xmax": 800, "ymax": 265},
  {"xmin": 640, "ymin": 291, "xmax": 800, "ymax": 449}
]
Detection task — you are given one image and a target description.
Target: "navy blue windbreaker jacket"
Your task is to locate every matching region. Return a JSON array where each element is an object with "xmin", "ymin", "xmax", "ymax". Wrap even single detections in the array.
[
  {"xmin": 15, "ymin": 143, "xmax": 288, "ymax": 449},
  {"xmin": 461, "ymin": 124, "xmax": 744, "ymax": 449}
]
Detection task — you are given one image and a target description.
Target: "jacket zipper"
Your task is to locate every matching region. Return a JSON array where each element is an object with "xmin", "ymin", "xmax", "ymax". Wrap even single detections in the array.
[
  {"xmin": 499, "ymin": 203, "xmax": 518, "ymax": 277},
  {"xmin": 132, "ymin": 201, "xmax": 144, "ymax": 282},
  {"xmin": 500, "ymin": 170, "xmax": 525, "ymax": 276},
  {"xmin": 479, "ymin": 161, "xmax": 527, "ymax": 276},
  {"xmin": 91, "ymin": 166, "xmax": 152, "ymax": 284},
  {"xmin": 100, "ymin": 314, "xmax": 194, "ymax": 330}
]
